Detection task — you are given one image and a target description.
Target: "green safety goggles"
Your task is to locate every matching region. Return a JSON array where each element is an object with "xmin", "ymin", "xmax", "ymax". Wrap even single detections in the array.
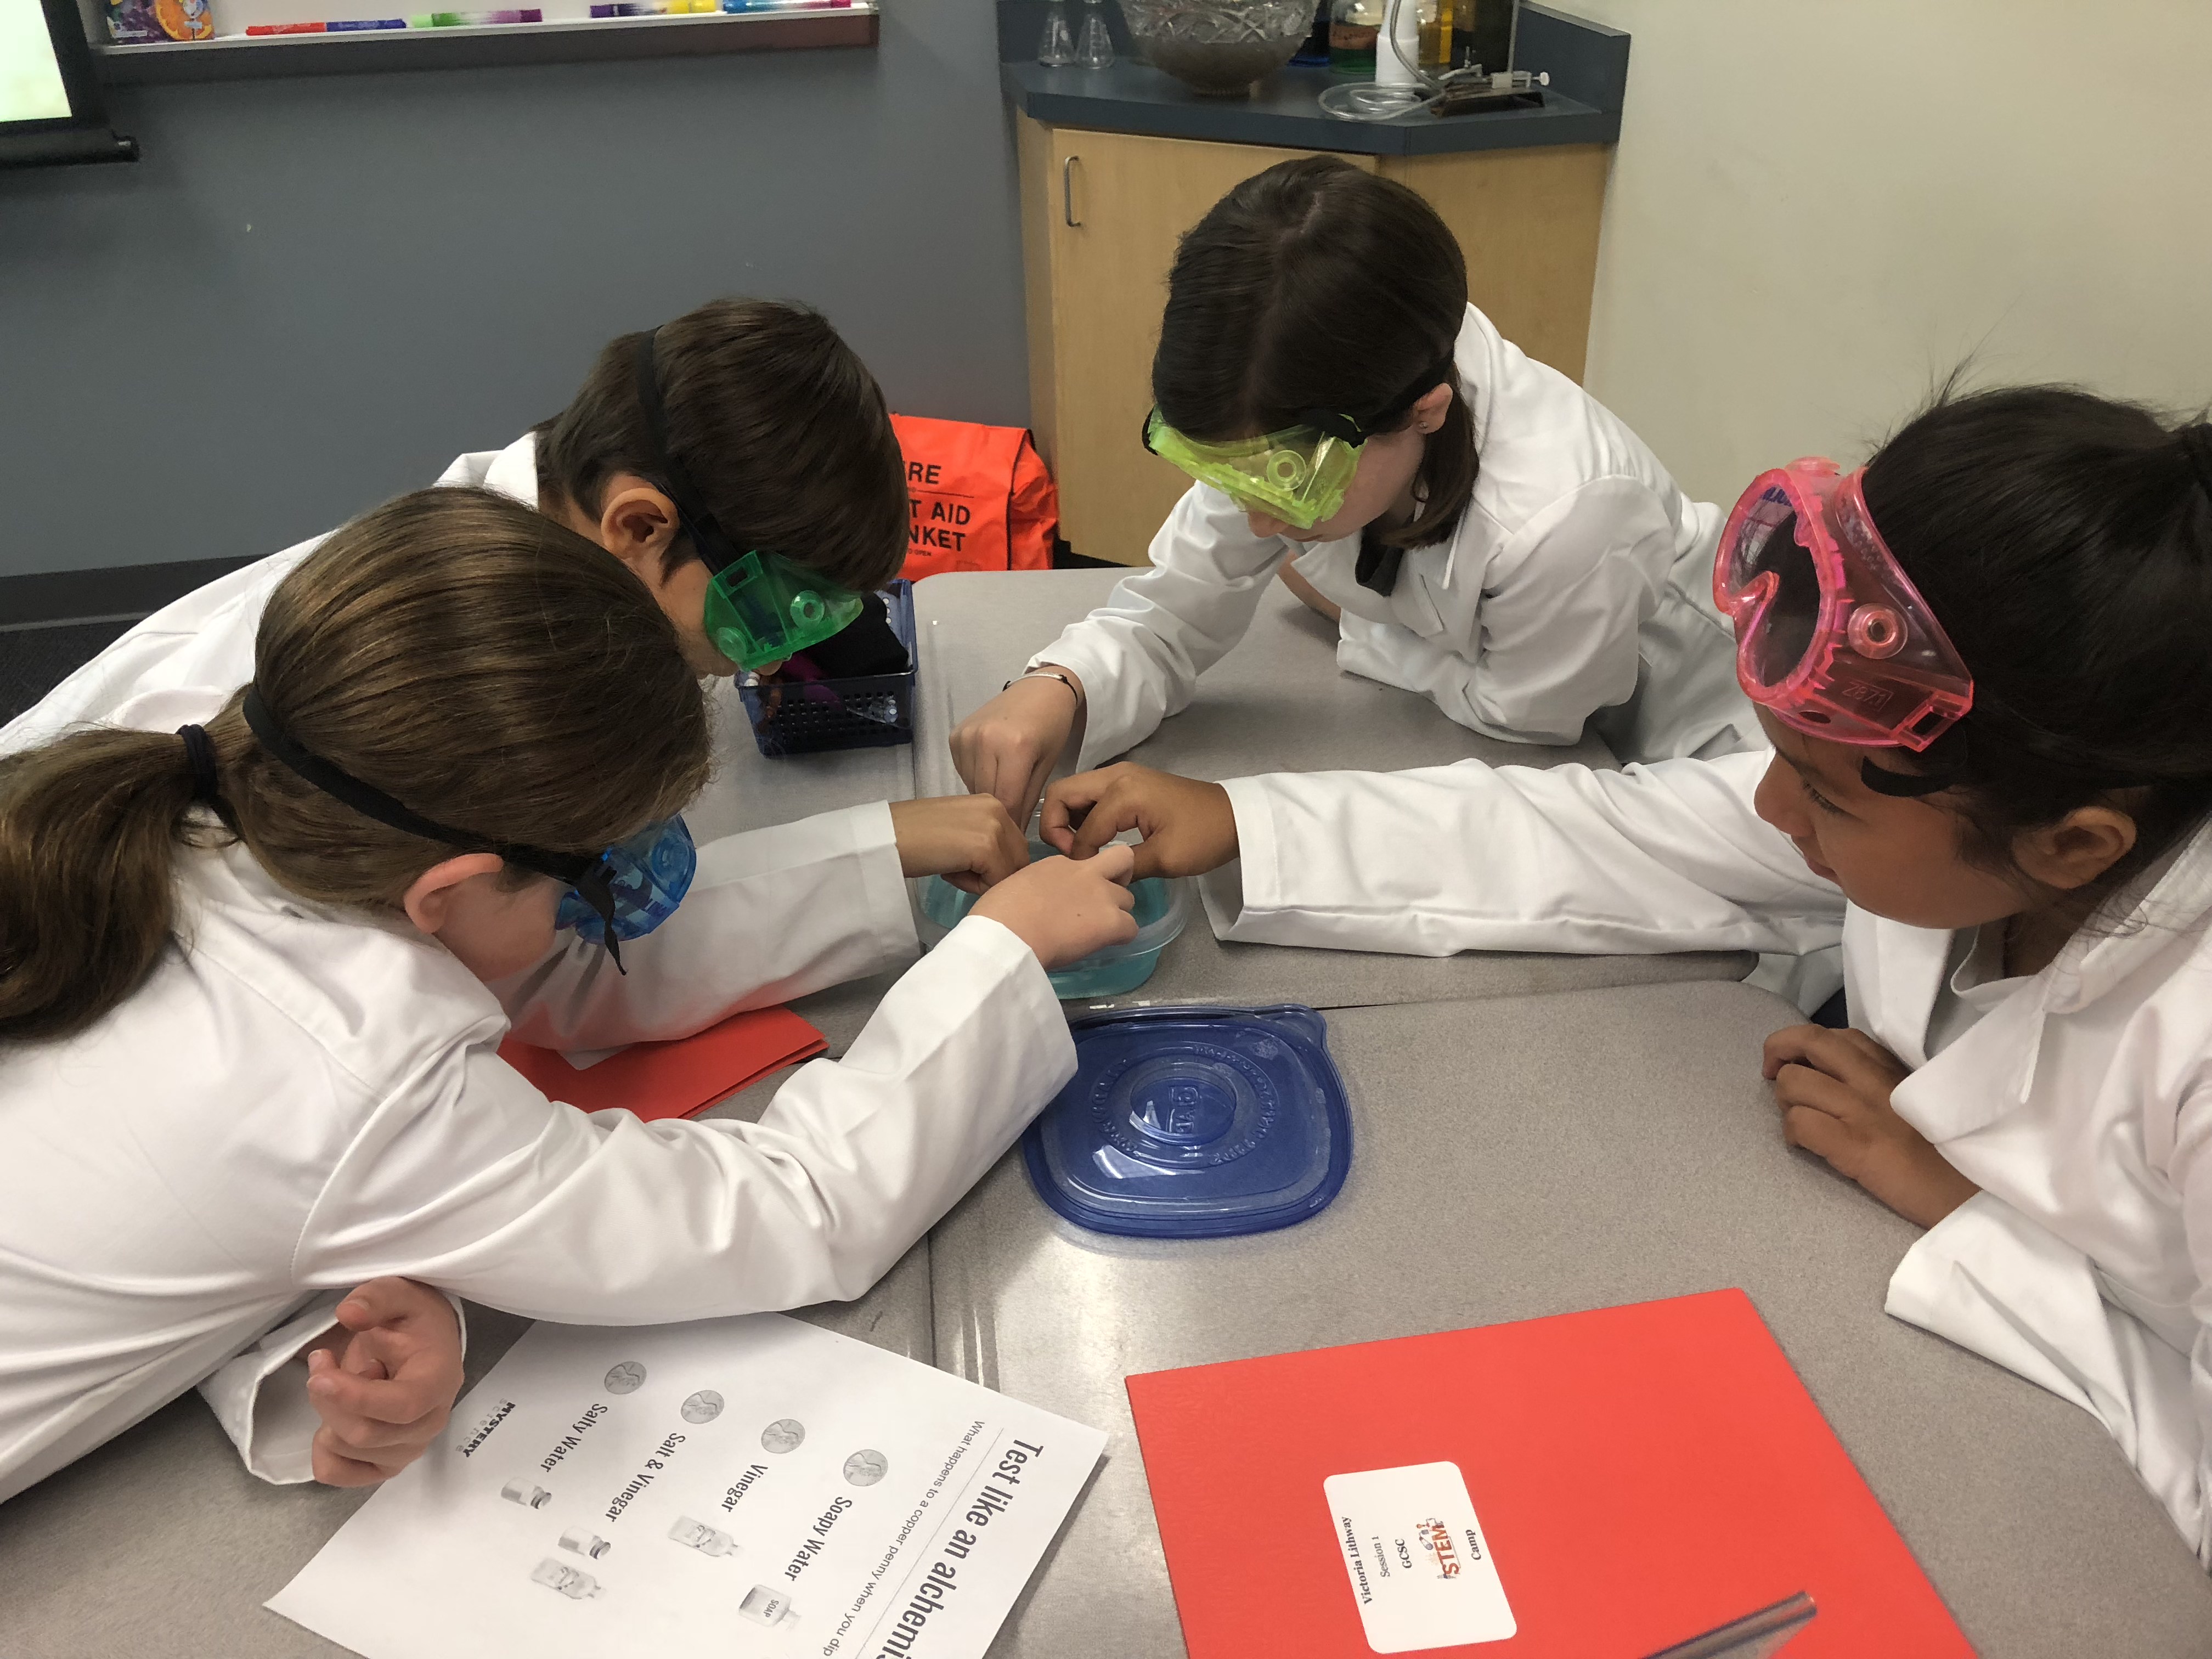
[
  {"xmin": 1141, "ymin": 353, "xmax": 1459, "ymax": 532},
  {"xmin": 702, "ymin": 549, "xmax": 865, "ymax": 672},
  {"xmin": 635, "ymin": 329, "xmax": 868, "ymax": 671},
  {"xmin": 1142, "ymin": 409, "xmax": 1365, "ymax": 531}
]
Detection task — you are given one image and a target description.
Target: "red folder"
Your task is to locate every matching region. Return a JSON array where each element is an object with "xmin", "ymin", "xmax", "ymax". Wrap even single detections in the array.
[
  {"xmin": 498, "ymin": 1006, "xmax": 827, "ymax": 1122},
  {"xmin": 1126, "ymin": 1290, "xmax": 1970, "ymax": 1658}
]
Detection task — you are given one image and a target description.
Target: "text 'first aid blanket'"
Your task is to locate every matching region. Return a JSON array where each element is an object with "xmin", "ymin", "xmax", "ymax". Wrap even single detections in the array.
[{"xmin": 269, "ymin": 1314, "xmax": 1104, "ymax": 1659}]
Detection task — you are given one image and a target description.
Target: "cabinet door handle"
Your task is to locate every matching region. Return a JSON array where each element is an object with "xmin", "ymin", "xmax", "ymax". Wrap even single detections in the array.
[{"xmin": 1063, "ymin": 154, "xmax": 1081, "ymax": 228}]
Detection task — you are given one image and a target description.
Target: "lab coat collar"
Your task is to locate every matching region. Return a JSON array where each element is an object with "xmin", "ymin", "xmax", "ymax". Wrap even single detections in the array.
[
  {"xmin": 482, "ymin": 432, "xmax": 539, "ymax": 507},
  {"xmin": 1438, "ymin": 306, "xmax": 1499, "ymax": 596},
  {"xmin": 1906, "ymin": 814, "xmax": 2212, "ymax": 1128},
  {"xmin": 2045, "ymin": 815, "xmax": 2212, "ymax": 1015}
]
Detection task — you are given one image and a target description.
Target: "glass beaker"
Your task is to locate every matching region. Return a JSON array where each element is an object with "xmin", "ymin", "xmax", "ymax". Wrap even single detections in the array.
[
  {"xmin": 1037, "ymin": 1, "xmax": 1076, "ymax": 65},
  {"xmin": 1074, "ymin": 0, "xmax": 1114, "ymax": 68}
]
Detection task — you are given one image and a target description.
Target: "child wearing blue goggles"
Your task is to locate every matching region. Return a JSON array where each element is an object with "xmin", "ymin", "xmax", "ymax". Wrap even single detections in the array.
[{"xmin": 0, "ymin": 486, "xmax": 1139, "ymax": 1513}]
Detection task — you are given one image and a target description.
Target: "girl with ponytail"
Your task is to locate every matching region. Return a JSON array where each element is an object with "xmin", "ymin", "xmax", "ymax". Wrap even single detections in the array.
[
  {"xmin": 0, "ymin": 487, "xmax": 1136, "ymax": 1503},
  {"xmin": 952, "ymin": 155, "xmax": 1757, "ymax": 828}
]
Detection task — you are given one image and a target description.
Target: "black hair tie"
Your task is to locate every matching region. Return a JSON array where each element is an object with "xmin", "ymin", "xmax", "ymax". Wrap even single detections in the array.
[
  {"xmin": 176, "ymin": 724, "xmax": 222, "ymax": 805},
  {"xmin": 2180, "ymin": 424, "xmax": 2212, "ymax": 501}
]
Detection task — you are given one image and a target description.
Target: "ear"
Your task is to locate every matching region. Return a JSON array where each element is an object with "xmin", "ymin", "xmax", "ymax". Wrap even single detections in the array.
[
  {"xmin": 2011, "ymin": 805, "xmax": 2138, "ymax": 893},
  {"xmin": 1408, "ymin": 381, "xmax": 1454, "ymax": 437},
  {"xmin": 594, "ymin": 475, "xmax": 686, "ymax": 588},
  {"xmin": 402, "ymin": 853, "xmax": 508, "ymax": 936}
]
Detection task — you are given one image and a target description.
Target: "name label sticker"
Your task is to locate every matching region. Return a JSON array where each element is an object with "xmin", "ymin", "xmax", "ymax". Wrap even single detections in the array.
[{"xmin": 1322, "ymin": 1461, "xmax": 1516, "ymax": 1653}]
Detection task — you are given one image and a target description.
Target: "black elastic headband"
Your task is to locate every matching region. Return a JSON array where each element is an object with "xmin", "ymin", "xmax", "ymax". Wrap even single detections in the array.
[
  {"xmin": 1296, "ymin": 352, "xmax": 1457, "ymax": 447},
  {"xmin": 632, "ymin": 328, "xmax": 742, "ymax": 578},
  {"xmin": 1859, "ymin": 757, "xmax": 1955, "ymax": 798},
  {"xmin": 242, "ymin": 688, "xmax": 624, "ymax": 963}
]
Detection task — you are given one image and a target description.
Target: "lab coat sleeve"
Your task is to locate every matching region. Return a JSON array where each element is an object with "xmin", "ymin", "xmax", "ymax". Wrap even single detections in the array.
[
  {"xmin": 295, "ymin": 915, "xmax": 1073, "ymax": 1323},
  {"xmin": 194, "ymin": 1293, "xmax": 471, "ymax": 1485},
  {"xmin": 492, "ymin": 802, "xmax": 917, "ymax": 1052},
  {"xmin": 1886, "ymin": 1186, "xmax": 2210, "ymax": 1565},
  {"xmin": 1030, "ymin": 484, "xmax": 1291, "ymax": 770},
  {"xmin": 1209, "ymin": 747, "xmax": 1844, "ymax": 957},
  {"xmin": 1336, "ymin": 477, "xmax": 1675, "ymax": 747}
]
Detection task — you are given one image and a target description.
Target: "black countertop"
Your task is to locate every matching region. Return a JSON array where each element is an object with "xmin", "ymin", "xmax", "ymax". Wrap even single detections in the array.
[{"xmin": 998, "ymin": 1, "xmax": 1626, "ymax": 156}]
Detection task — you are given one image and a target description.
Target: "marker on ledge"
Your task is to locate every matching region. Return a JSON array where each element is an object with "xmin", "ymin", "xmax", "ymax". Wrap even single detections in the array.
[
  {"xmin": 409, "ymin": 8, "xmax": 543, "ymax": 21},
  {"xmin": 246, "ymin": 16, "xmax": 405, "ymax": 29}
]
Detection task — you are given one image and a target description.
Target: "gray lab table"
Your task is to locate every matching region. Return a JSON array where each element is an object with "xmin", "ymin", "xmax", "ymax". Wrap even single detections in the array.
[
  {"xmin": 912, "ymin": 567, "xmax": 1754, "ymax": 1014},
  {"xmin": 933, "ymin": 979, "xmax": 2212, "ymax": 1657}
]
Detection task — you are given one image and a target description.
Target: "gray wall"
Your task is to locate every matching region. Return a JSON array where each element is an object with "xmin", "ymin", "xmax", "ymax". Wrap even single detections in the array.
[{"xmin": 0, "ymin": 0, "xmax": 1029, "ymax": 579}]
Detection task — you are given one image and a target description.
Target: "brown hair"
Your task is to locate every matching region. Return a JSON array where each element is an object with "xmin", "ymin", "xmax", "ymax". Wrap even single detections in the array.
[
  {"xmin": 536, "ymin": 297, "xmax": 907, "ymax": 591},
  {"xmin": 1152, "ymin": 157, "xmax": 1477, "ymax": 550},
  {"xmin": 0, "ymin": 487, "xmax": 712, "ymax": 1044}
]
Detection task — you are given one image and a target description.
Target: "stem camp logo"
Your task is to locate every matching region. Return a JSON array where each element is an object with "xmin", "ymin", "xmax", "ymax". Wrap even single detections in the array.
[{"xmin": 1414, "ymin": 1517, "xmax": 1462, "ymax": 1579}]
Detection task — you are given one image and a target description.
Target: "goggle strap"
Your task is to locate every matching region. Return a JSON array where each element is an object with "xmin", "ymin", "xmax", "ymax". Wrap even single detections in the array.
[
  {"xmin": 1859, "ymin": 757, "xmax": 1955, "ymax": 798},
  {"xmin": 1297, "ymin": 352, "xmax": 1458, "ymax": 447},
  {"xmin": 241, "ymin": 687, "xmax": 601, "ymax": 894},
  {"xmin": 633, "ymin": 329, "xmax": 742, "ymax": 578}
]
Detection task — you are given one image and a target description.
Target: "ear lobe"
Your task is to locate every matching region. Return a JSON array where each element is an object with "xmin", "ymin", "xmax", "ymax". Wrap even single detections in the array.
[
  {"xmin": 402, "ymin": 853, "xmax": 508, "ymax": 936},
  {"xmin": 1411, "ymin": 382, "xmax": 1454, "ymax": 436}
]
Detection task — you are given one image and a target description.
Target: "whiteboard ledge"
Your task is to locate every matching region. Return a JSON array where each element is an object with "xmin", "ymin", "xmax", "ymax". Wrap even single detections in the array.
[{"xmin": 94, "ymin": 4, "xmax": 877, "ymax": 83}]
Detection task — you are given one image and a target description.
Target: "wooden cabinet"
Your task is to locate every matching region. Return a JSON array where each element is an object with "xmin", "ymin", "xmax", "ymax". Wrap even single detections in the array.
[{"xmin": 1015, "ymin": 117, "xmax": 1611, "ymax": 565}]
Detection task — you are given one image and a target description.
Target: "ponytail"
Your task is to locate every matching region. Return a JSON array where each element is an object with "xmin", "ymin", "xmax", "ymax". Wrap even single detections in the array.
[
  {"xmin": 0, "ymin": 726, "xmax": 230, "ymax": 1042},
  {"xmin": 0, "ymin": 485, "xmax": 712, "ymax": 1047}
]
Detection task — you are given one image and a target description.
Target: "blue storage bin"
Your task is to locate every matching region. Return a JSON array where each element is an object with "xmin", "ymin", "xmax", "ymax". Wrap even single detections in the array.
[{"xmin": 737, "ymin": 580, "xmax": 915, "ymax": 758}]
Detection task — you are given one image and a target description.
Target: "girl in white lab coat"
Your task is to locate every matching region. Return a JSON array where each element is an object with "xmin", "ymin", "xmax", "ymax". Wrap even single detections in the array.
[
  {"xmin": 1039, "ymin": 387, "xmax": 2212, "ymax": 1565},
  {"xmin": 951, "ymin": 156, "xmax": 1754, "ymax": 826},
  {"xmin": 0, "ymin": 487, "xmax": 1136, "ymax": 1505}
]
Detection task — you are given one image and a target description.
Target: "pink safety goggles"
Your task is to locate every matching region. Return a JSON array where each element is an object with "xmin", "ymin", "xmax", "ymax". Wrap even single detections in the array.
[{"xmin": 1713, "ymin": 458, "xmax": 1973, "ymax": 752}]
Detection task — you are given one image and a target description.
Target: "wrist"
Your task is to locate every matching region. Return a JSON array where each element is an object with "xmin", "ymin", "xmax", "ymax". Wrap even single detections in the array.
[{"xmin": 1007, "ymin": 665, "xmax": 1084, "ymax": 708}]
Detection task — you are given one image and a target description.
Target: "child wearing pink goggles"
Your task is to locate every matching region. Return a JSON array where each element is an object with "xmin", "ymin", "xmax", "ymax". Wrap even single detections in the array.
[{"xmin": 1027, "ymin": 386, "xmax": 2212, "ymax": 1563}]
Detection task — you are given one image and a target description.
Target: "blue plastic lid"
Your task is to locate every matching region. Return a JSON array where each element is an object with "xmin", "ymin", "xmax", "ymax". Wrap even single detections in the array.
[{"xmin": 1023, "ymin": 1005, "xmax": 1352, "ymax": 1239}]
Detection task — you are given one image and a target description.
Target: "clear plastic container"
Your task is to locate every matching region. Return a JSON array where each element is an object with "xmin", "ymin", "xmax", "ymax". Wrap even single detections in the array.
[
  {"xmin": 1023, "ymin": 1003, "xmax": 1352, "ymax": 1238},
  {"xmin": 916, "ymin": 841, "xmax": 1191, "ymax": 998}
]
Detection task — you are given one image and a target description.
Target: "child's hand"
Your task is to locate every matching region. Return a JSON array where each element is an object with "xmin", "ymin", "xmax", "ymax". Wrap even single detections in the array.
[
  {"xmin": 1041, "ymin": 764, "xmax": 1239, "ymax": 880},
  {"xmin": 1763, "ymin": 1026, "xmax": 1980, "ymax": 1228},
  {"xmin": 888, "ymin": 794, "xmax": 1031, "ymax": 895},
  {"xmin": 302, "ymin": 1277, "xmax": 465, "ymax": 1488},
  {"xmin": 971, "ymin": 843, "xmax": 1139, "ymax": 968},
  {"xmin": 950, "ymin": 671, "xmax": 1084, "ymax": 828}
]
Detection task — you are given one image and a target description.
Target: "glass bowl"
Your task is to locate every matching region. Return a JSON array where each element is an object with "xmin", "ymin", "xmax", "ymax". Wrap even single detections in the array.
[
  {"xmin": 916, "ymin": 842, "xmax": 1192, "ymax": 999},
  {"xmin": 1120, "ymin": 0, "xmax": 1312, "ymax": 96}
]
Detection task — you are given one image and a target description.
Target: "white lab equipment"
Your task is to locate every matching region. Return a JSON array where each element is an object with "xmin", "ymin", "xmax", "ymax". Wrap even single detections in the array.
[
  {"xmin": 740, "ymin": 1586, "xmax": 800, "ymax": 1627},
  {"xmin": 668, "ymin": 1516, "xmax": 742, "ymax": 1558},
  {"xmin": 529, "ymin": 1559, "xmax": 603, "ymax": 1600}
]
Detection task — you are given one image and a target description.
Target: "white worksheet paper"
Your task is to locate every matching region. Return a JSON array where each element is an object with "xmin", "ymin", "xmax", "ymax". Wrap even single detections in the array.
[{"xmin": 269, "ymin": 1314, "xmax": 1105, "ymax": 1659}]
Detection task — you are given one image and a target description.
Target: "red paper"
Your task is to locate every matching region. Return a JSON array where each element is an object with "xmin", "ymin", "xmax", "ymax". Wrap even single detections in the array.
[
  {"xmin": 1126, "ymin": 1290, "xmax": 1971, "ymax": 1658},
  {"xmin": 498, "ymin": 1006, "xmax": 827, "ymax": 1122}
]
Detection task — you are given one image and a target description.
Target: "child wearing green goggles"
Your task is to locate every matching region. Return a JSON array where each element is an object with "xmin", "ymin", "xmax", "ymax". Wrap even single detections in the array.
[{"xmin": 952, "ymin": 158, "xmax": 1761, "ymax": 833}]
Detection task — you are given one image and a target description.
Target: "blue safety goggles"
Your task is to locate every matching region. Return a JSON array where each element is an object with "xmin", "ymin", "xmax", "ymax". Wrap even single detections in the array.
[
  {"xmin": 553, "ymin": 816, "xmax": 697, "ymax": 945},
  {"xmin": 242, "ymin": 688, "xmax": 693, "ymax": 972}
]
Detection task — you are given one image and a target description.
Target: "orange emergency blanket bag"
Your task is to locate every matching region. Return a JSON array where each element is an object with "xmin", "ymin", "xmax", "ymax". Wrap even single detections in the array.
[{"xmin": 892, "ymin": 413, "xmax": 1059, "ymax": 580}]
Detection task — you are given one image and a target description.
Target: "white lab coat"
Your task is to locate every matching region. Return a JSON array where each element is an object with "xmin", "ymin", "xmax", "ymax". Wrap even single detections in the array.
[
  {"xmin": 0, "ymin": 437, "xmax": 539, "ymax": 758},
  {"xmin": 1204, "ymin": 750, "xmax": 2212, "ymax": 1565},
  {"xmin": 0, "ymin": 690, "xmax": 1071, "ymax": 1505},
  {"xmin": 1034, "ymin": 304, "xmax": 1757, "ymax": 771}
]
